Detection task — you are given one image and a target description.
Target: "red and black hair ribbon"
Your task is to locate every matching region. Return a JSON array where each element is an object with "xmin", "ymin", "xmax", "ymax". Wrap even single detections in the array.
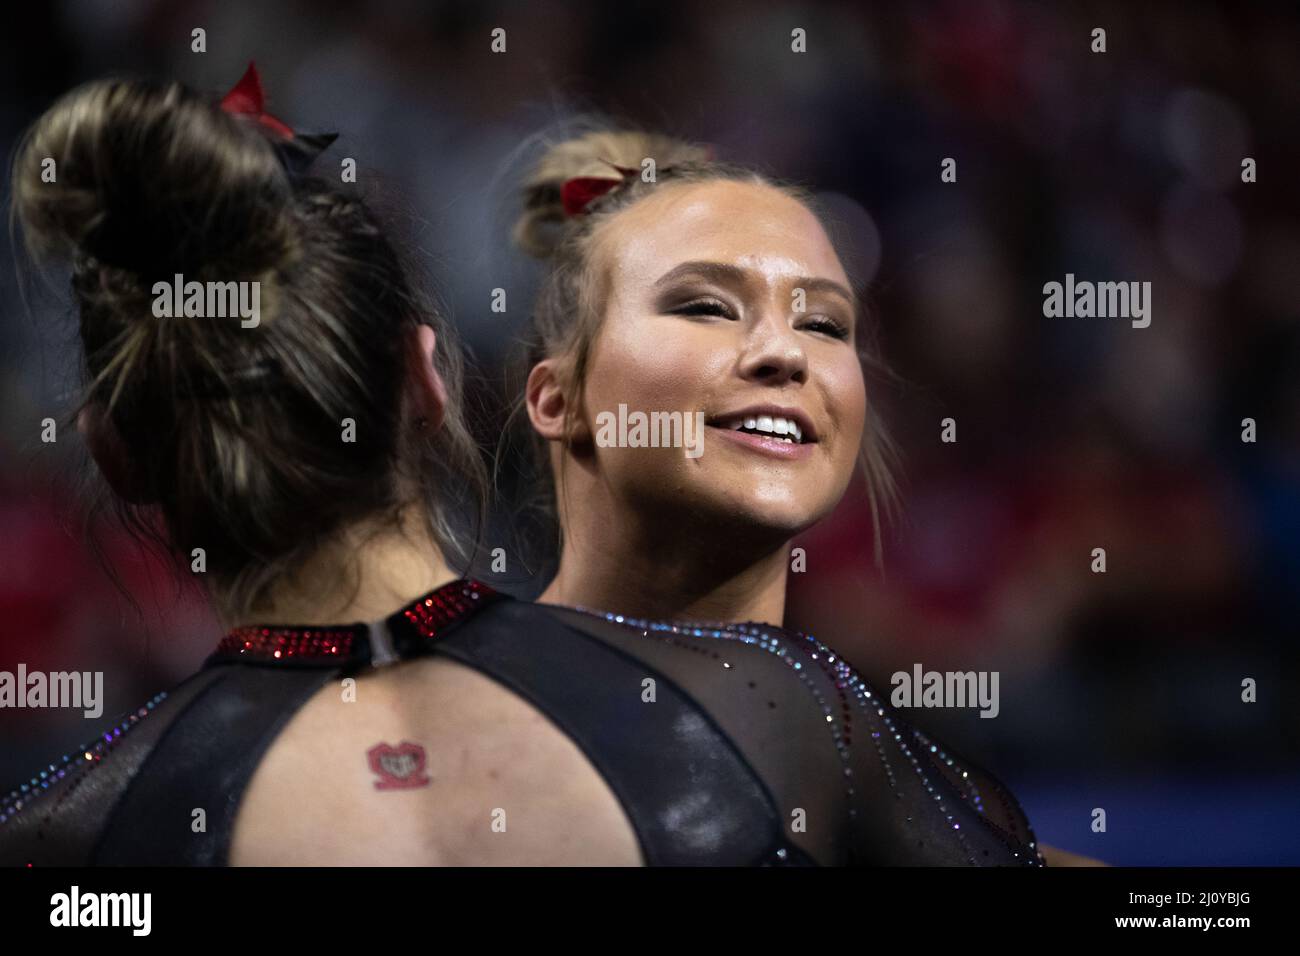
[{"xmin": 219, "ymin": 62, "xmax": 337, "ymax": 175}]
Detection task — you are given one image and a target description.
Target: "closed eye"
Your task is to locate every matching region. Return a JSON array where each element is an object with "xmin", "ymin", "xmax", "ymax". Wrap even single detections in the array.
[
  {"xmin": 669, "ymin": 297, "xmax": 737, "ymax": 320},
  {"xmin": 801, "ymin": 315, "xmax": 851, "ymax": 340},
  {"xmin": 668, "ymin": 298, "xmax": 850, "ymax": 340}
]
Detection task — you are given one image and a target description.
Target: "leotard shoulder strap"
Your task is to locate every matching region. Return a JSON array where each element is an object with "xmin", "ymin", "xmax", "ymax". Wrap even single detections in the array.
[{"xmin": 454, "ymin": 602, "xmax": 1045, "ymax": 866}]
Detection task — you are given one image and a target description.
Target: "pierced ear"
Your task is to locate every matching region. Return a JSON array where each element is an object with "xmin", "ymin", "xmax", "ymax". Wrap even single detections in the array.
[
  {"xmin": 406, "ymin": 324, "xmax": 449, "ymax": 433},
  {"xmin": 77, "ymin": 404, "xmax": 157, "ymax": 504}
]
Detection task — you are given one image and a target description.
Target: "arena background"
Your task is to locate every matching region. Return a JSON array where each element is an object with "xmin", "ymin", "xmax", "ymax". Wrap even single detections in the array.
[{"xmin": 1, "ymin": 0, "xmax": 1297, "ymax": 865}]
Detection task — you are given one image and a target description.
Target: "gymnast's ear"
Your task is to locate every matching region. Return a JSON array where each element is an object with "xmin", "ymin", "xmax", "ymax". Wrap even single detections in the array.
[
  {"xmin": 77, "ymin": 403, "xmax": 157, "ymax": 504},
  {"xmin": 526, "ymin": 357, "xmax": 581, "ymax": 444},
  {"xmin": 405, "ymin": 323, "xmax": 448, "ymax": 434}
]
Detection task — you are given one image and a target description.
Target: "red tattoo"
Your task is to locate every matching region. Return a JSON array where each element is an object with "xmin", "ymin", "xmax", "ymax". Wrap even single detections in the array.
[{"xmin": 366, "ymin": 741, "xmax": 431, "ymax": 790}]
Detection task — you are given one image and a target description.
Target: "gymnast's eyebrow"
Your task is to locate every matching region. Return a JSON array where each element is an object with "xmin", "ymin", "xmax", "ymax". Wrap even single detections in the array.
[{"xmin": 653, "ymin": 260, "xmax": 854, "ymax": 305}]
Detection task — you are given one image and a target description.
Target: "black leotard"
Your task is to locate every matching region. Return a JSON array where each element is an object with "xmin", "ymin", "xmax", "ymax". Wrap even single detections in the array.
[{"xmin": 0, "ymin": 579, "xmax": 1045, "ymax": 866}]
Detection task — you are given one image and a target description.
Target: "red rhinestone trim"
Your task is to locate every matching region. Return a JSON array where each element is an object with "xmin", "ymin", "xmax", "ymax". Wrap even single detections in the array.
[
  {"xmin": 211, "ymin": 579, "xmax": 497, "ymax": 663},
  {"xmin": 402, "ymin": 579, "xmax": 497, "ymax": 639},
  {"xmin": 215, "ymin": 626, "xmax": 358, "ymax": 661}
]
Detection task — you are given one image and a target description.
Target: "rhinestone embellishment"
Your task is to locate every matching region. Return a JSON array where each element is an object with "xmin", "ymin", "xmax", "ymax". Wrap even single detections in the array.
[
  {"xmin": 402, "ymin": 579, "xmax": 497, "ymax": 640},
  {"xmin": 215, "ymin": 626, "xmax": 358, "ymax": 662},
  {"xmin": 0, "ymin": 690, "xmax": 169, "ymax": 829},
  {"xmin": 572, "ymin": 605, "xmax": 1045, "ymax": 867}
]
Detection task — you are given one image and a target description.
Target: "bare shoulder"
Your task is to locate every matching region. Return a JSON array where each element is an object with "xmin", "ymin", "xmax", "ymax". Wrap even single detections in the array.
[{"xmin": 229, "ymin": 656, "xmax": 642, "ymax": 866}]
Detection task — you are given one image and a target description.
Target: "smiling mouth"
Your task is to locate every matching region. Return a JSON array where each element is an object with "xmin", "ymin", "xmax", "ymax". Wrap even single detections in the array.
[{"xmin": 709, "ymin": 413, "xmax": 813, "ymax": 445}]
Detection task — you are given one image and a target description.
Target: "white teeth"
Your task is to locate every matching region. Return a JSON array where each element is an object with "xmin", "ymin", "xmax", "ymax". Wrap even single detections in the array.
[
  {"xmin": 722, "ymin": 414, "xmax": 806, "ymax": 442},
  {"xmin": 728, "ymin": 411, "xmax": 806, "ymax": 442}
]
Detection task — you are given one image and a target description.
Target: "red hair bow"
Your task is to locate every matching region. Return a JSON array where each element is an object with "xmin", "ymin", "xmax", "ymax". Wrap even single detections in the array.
[
  {"xmin": 560, "ymin": 163, "xmax": 640, "ymax": 217},
  {"xmin": 219, "ymin": 62, "xmax": 294, "ymax": 139},
  {"xmin": 558, "ymin": 146, "xmax": 717, "ymax": 217},
  {"xmin": 219, "ymin": 62, "xmax": 337, "ymax": 173}
]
